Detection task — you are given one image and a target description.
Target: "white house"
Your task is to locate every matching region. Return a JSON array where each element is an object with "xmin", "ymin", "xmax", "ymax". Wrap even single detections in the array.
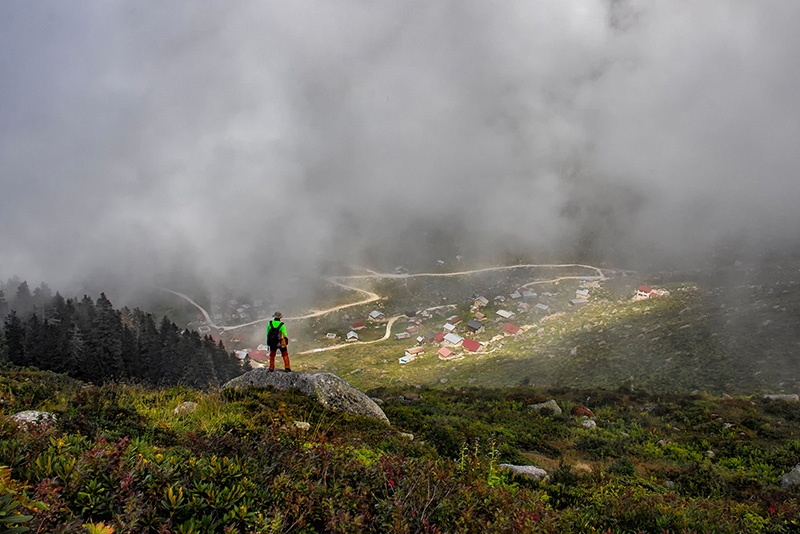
[
  {"xmin": 368, "ymin": 310, "xmax": 386, "ymax": 322},
  {"xmin": 443, "ymin": 333, "xmax": 464, "ymax": 347},
  {"xmin": 346, "ymin": 331, "xmax": 359, "ymax": 342},
  {"xmin": 496, "ymin": 309, "xmax": 515, "ymax": 320},
  {"xmin": 473, "ymin": 296, "xmax": 489, "ymax": 308}
]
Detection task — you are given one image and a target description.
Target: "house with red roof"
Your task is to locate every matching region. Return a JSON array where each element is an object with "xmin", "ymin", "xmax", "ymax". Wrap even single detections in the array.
[
  {"xmin": 462, "ymin": 338, "xmax": 483, "ymax": 352},
  {"xmin": 502, "ymin": 322, "xmax": 521, "ymax": 336},
  {"xmin": 636, "ymin": 286, "xmax": 656, "ymax": 298},
  {"xmin": 248, "ymin": 349, "xmax": 268, "ymax": 365},
  {"xmin": 434, "ymin": 332, "xmax": 445, "ymax": 343},
  {"xmin": 438, "ymin": 347, "xmax": 456, "ymax": 360},
  {"xmin": 351, "ymin": 321, "xmax": 366, "ymax": 330}
]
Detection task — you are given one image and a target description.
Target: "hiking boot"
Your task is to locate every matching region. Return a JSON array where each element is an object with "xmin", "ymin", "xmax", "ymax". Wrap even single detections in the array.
[
  {"xmin": 268, "ymin": 369, "xmax": 274, "ymax": 373},
  {"xmin": 284, "ymin": 368, "xmax": 292, "ymax": 373}
]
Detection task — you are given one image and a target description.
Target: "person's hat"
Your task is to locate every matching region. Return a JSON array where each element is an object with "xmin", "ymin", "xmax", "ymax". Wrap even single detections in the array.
[{"xmin": 273, "ymin": 311, "xmax": 283, "ymax": 319}]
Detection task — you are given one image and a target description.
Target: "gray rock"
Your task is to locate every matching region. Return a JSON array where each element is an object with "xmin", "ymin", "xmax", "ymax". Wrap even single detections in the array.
[
  {"xmin": 293, "ymin": 421, "xmax": 311, "ymax": 431},
  {"xmin": 12, "ymin": 410, "xmax": 56, "ymax": 427},
  {"xmin": 223, "ymin": 370, "xmax": 389, "ymax": 424},
  {"xmin": 174, "ymin": 401, "xmax": 198, "ymax": 415},
  {"xmin": 581, "ymin": 419, "xmax": 597, "ymax": 429},
  {"xmin": 528, "ymin": 399, "xmax": 562, "ymax": 416},
  {"xmin": 764, "ymin": 394, "xmax": 800, "ymax": 403},
  {"xmin": 398, "ymin": 432, "xmax": 414, "ymax": 441},
  {"xmin": 499, "ymin": 464, "xmax": 548, "ymax": 480},
  {"xmin": 780, "ymin": 463, "xmax": 800, "ymax": 487}
]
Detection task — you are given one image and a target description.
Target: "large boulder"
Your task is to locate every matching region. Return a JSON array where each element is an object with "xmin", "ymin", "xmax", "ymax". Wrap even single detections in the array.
[
  {"xmin": 223, "ymin": 370, "xmax": 389, "ymax": 425},
  {"xmin": 528, "ymin": 399, "xmax": 562, "ymax": 416}
]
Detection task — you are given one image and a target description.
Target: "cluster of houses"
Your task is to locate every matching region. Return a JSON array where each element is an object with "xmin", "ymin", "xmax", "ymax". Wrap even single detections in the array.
[
  {"xmin": 392, "ymin": 282, "xmax": 602, "ymax": 365},
  {"xmin": 209, "ymin": 298, "xmax": 269, "ymax": 326},
  {"xmin": 633, "ymin": 285, "xmax": 671, "ymax": 301},
  {"xmin": 312, "ymin": 279, "xmax": 606, "ymax": 367}
]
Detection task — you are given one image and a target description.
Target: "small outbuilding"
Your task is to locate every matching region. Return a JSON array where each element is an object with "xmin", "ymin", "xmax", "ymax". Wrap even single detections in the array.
[{"xmin": 466, "ymin": 320, "xmax": 484, "ymax": 334}]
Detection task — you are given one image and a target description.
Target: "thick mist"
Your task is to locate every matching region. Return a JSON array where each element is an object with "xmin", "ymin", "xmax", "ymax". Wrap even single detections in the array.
[{"xmin": 1, "ymin": 1, "xmax": 799, "ymax": 303}]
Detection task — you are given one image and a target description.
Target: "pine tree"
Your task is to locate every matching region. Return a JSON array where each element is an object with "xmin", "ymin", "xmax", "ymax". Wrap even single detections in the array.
[
  {"xmin": 0, "ymin": 290, "xmax": 8, "ymax": 320},
  {"xmin": 3, "ymin": 311, "xmax": 25, "ymax": 366},
  {"xmin": 131, "ymin": 308, "xmax": 160, "ymax": 383},
  {"xmin": 158, "ymin": 316, "xmax": 182, "ymax": 385},
  {"xmin": 93, "ymin": 293, "xmax": 125, "ymax": 380},
  {"xmin": 32, "ymin": 283, "xmax": 53, "ymax": 314},
  {"xmin": 23, "ymin": 314, "xmax": 43, "ymax": 368},
  {"xmin": 13, "ymin": 281, "xmax": 33, "ymax": 316},
  {"xmin": 180, "ymin": 329, "xmax": 216, "ymax": 388}
]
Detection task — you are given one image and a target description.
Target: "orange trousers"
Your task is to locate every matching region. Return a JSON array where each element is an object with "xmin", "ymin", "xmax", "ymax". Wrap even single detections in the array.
[{"xmin": 269, "ymin": 348, "xmax": 291, "ymax": 371}]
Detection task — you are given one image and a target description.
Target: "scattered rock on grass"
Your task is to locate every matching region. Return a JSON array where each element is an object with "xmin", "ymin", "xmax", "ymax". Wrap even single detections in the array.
[
  {"xmin": 174, "ymin": 401, "xmax": 198, "ymax": 415},
  {"xmin": 12, "ymin": 410, "xmax": 55, "ymax": 428},
  {"xmin": 780, "ymin": 464, "xmax": 800, "ymax": 487},
  {"xmin": 528, "ymin": 399, "xmax": 562, "ymax": 416},
  {"xmin": 499, "ymin": 464, "xmax": 548, "ymax": 480}
]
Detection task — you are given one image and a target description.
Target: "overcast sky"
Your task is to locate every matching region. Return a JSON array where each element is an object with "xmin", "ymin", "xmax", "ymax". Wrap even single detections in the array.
[{"xmin": 2, "ymin": 1, "xmax": 799, "ymax": 299}]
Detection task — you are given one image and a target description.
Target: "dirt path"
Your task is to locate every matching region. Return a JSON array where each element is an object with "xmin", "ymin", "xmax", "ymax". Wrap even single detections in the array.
[{"xmin": 298, "ymin": 315, "xmax": 402, "ymax": 355}]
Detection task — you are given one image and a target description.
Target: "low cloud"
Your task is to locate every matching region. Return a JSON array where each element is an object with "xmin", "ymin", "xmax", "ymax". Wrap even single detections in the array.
[{"xmin": 1, "ymin": 1, "xmax": 798, "ymax": 300}]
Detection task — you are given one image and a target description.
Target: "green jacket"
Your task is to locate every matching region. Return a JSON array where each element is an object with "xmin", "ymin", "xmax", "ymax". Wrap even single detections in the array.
[{"xmin": 266, "ymin": 320, "xmax": 288, "ymax": 343}]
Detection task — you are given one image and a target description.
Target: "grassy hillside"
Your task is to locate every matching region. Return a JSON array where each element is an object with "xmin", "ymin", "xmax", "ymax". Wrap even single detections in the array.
[
  {"xmin": 1, "ymin": 370, "xmax": 799, "ymax": 532},
  {"xmin": 287, "ymin": 262, "xmax": 800, "ymax": 396}
]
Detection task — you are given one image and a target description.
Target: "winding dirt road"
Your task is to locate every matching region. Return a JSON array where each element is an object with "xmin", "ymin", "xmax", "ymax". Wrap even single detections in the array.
[{"xmin": 161, "ymin": 263, "xmax": 607, "ymax": 353}]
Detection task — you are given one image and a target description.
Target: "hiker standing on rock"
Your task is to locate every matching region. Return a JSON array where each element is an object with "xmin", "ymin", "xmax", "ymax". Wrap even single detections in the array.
[{"xmin": 267, "ymin": 311, "xmax": 291, "ymax": 372}]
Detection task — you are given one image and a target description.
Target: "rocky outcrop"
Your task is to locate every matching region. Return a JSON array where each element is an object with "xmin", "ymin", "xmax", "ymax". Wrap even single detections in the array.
[
  {"xmin": 780, "ymin": 463, "xmax": 800, "ymax": 487},
  {"xmin": 12, "ymin": 410, "xmax": 56, "ymax": 428},
  {"xmin": 499, "ymin": 464, "xmax": 548, "ymax": 480},
  {"xmin": 223, "ymin": 370, "xmax": 389, "ymax": 425}
]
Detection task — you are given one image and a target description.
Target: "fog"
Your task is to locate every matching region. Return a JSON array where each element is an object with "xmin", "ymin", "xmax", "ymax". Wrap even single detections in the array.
[{"xmin": 2, "ymin": 1, "xmax": 799, "ymax": 303}]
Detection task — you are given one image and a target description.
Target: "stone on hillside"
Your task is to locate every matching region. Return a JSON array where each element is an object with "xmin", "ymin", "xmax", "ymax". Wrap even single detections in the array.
[
  {"xmin": 398, "ymin": 432, "xmax": 414, "ymax": 441},
  {"xmin": 528, "ymin": 399, "xmax": 562, "ymax": 416},
  {"xmin": 499, "ymin": 464, "xmax": 548, "ymax": 480},
  {"xmin": 780, "ymin": 464, "xmax": 800, "ymax": 487},
  {"xmin": 174, "ymin": 401, "xmax": 198, "ymax": 415},
  {"xmin": 581, "ymin": 419, "xmax": 597, "ymax": 429},
  {"xmin": 223, "ymin": 370, "xmax": 389, "ymax": 424},
  {"xmin": 764, "ymin": 394, "xmax": 800, "ymax": 403},
  {"xmin": 293, "ymin": 421, "xmax": 311, "ymax": 431},
  {"xmin": 12, "ymin": 410, "xmax": 56, "ymax": 428}
]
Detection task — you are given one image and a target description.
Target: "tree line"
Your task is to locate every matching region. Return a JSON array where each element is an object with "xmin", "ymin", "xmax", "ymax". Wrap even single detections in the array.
[{"xmin": 0, "ymin": 281, "xmax": 245, "ymax": 388}]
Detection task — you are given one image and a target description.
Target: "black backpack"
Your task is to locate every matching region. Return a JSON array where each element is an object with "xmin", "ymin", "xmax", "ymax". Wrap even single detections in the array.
[{"xmin": 267, "ymin": 321, "xmax": 284, "ymax": 347}]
